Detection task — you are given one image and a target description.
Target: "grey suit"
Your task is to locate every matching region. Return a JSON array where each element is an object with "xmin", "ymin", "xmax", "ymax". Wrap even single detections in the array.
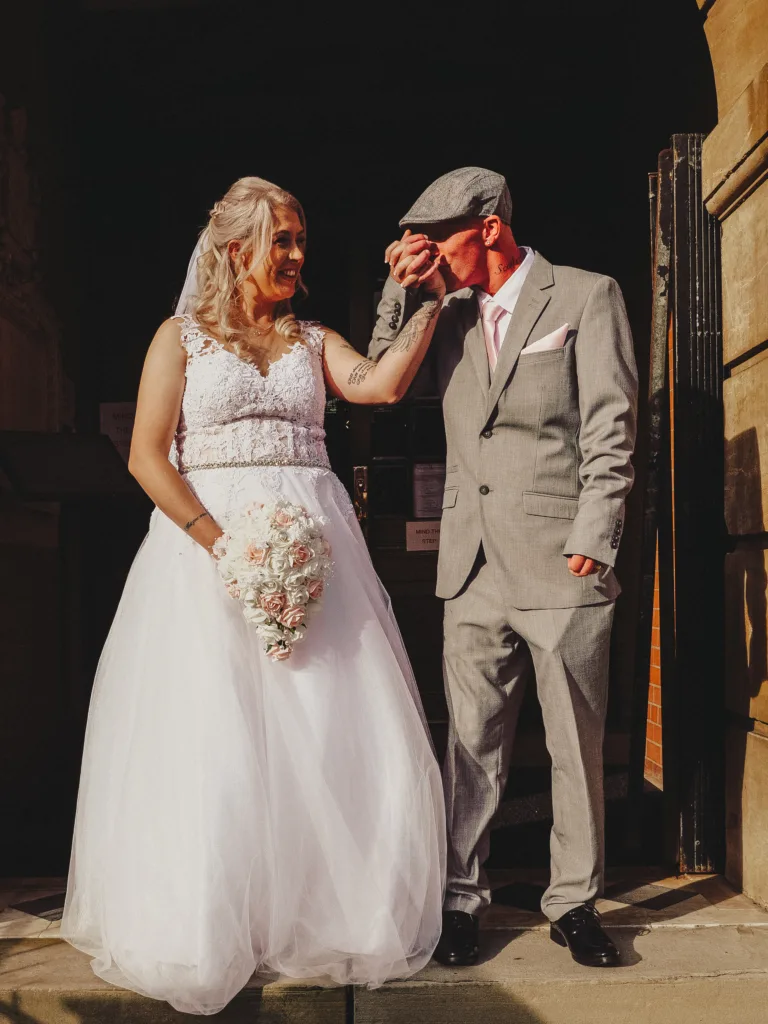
[
  {"xmin": 369, "ymin": 252, "xmax": 638, "ymax": 920},
  {"xmin": 372, "ymin": 252, "xmax": 636, "ymax": 605}
]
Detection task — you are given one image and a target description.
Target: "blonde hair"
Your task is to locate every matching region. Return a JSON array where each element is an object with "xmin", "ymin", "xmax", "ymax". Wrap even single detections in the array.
[{"xmin": 194, "ymin": 176, "xmax": 307, "ymax": 360}]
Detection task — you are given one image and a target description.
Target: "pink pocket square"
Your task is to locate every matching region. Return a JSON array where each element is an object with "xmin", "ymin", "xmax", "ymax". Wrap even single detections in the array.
[{"xmin": 521, "ymin": 323, "xmax": 570, "ymax": 355}]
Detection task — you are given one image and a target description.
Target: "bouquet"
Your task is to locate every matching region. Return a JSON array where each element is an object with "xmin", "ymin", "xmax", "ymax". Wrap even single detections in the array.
[{"xmin": 212, "ymin": 500, "xmax": 333, "ymax": 662}]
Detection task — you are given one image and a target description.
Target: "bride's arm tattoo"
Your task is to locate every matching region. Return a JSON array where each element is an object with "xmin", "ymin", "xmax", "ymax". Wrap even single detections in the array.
[
  {"xmin": 348, "ymin": 359, "xmax": 376, "ymax": 386},
  {"xmin": 389, "ymin": 298, "xmax": 441, "ymax": 354}
]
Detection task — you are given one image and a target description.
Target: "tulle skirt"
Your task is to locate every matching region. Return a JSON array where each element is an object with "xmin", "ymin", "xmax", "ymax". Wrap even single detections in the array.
[{"xmin": 61, "ymin": 466, "xmax": 446, "ymax": 1015}]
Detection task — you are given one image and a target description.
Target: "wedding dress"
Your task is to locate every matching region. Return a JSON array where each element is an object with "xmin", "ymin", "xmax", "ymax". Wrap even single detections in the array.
[{"xmin": 61, "ymin": 315, "xmax": 446, "ymax": 1015}]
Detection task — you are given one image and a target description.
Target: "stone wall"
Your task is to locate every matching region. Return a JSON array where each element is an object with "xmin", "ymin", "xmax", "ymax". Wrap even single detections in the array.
[{"xmin": 700, "ymin": 0, "xmax": 768, "ymax": 907}]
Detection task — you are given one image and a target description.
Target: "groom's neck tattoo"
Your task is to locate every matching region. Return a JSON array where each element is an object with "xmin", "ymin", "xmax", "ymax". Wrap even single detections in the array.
[
  {"xmin": 496, "ymin": 250, "xmax": 526, "ymax": 276},
  {"xmin": 389, "ymin": 297, "xmax": 441, "ymax": 354}
]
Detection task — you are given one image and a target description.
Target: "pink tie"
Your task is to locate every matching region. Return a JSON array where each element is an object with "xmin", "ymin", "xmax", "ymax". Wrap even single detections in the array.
[{"xmin": 481, "ymin": 300, "xmax": 505, "ymax": 371}]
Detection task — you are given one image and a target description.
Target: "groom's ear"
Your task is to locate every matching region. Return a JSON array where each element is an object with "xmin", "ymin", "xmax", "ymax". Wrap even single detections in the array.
[{"xmin": 481, "ymin": 216, "xmax": 503, "ymax": 248}]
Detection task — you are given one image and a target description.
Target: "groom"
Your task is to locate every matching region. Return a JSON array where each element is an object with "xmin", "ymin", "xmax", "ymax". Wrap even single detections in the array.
[{"xmin": 369, "ymin": 168, "xmax": 638, "ymax": 969}]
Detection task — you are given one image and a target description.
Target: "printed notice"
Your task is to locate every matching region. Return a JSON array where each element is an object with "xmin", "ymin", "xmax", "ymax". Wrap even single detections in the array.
[
  {"xmin": 406, "ymin": 520, "xmax": 441, "ymax": 552},
  {"xmin": 100, "ymin": 402, "xmax": 137, "ymax": 464},
  {"xmin": 412, "ymin": 462, "xmax": 446, "ymax": 519}
]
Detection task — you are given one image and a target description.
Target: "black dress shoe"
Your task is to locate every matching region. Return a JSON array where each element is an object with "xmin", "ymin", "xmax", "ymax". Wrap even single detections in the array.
[
  {"xmin": 433, "ymin": 910, "xmax": 480, "ymax": 966},
  {"xmin": 550, "ymin": 904, "xmax": 620, "ymax": 967}
]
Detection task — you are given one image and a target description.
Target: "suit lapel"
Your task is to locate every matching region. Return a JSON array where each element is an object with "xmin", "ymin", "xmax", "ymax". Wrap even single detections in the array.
[{"xmin": 485, "ymin": 252, "xmax": 554, "ymax": 417}]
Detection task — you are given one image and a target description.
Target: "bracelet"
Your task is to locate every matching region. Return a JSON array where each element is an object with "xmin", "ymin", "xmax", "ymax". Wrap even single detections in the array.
[{"xmin": 184, "ymin": 510, "xmax": 211, "ymax": 532}]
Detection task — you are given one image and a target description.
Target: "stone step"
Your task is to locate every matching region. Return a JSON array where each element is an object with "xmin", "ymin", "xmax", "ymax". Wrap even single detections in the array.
[
  {"xmin": 3, "ymin": 924, "xmax": 768, "ymax": 1024},
  {"xmin": 2, "ymin": 873, "xmax": 768, "ymax": 1024},
  {"xmin": 0, "ymin": 939, "xmax": 347, "ymax": 1023},
  {"xmin": 355, "ymin": 924, "xmax": 768, "ymax": 1024}
]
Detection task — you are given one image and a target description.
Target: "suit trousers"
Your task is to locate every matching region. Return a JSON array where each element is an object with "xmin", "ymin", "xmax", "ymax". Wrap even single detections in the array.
[{"xmin": 442, "ymin": 551, "xmax": 614, "ymax": 922}]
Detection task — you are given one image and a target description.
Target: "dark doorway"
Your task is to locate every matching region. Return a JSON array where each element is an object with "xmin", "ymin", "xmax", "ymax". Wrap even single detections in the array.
[{"xmin": 2, "ymin": 0, "xmax": 718, "ymax": 875}]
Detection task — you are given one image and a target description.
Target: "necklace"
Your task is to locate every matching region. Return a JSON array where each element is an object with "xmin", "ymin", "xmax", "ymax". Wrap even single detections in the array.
[{"xmin": 247, "ymin": 321, "xmax": 275, "ymax": 338}]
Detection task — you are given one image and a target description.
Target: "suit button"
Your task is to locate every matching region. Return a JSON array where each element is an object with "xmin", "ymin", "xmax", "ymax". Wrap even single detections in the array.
[
  {"xmin": 389, "ymin": 320, "xmax": 398, "ymax": 329},
  {"xmin": 394, "ymin": 302, "xmax": 402, "ymax": 311},
  {"xmin": 479, "ymin": 485, "xmax": 490, "ymax": 495},
  {"xmin": 482, "ymin": 429, "xmax": 493, "ymax": 439}
]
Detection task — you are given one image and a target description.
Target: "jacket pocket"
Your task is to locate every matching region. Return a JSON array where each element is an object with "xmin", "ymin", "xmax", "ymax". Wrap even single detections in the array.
[
  {"xmin": 442, "ymin": 486, "xmax": 458, "ymax": 510},
  {"xmin": 523, "ymin": 491, "xmax": 579, "ymax": 520}
]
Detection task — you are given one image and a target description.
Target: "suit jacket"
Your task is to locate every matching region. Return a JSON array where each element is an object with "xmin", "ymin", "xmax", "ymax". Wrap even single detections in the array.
[{"xmin": 368, "ymin": 252, "xmax": 639, "ymax": 608}]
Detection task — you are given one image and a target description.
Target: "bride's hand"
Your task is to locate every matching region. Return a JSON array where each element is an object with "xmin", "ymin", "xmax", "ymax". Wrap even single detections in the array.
[
  {"xmin": 205, "ymin": 527, "xmax": 225, "ymax": 556},
  {"xmin": 185, "ymin": 513, "xmax": 224, "ymax": 554}
]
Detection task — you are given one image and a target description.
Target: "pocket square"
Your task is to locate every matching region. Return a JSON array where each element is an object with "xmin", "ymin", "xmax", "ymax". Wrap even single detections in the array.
[{"xmin": 521, "ymin": 323, "xmax": 570, "ymax": 355}]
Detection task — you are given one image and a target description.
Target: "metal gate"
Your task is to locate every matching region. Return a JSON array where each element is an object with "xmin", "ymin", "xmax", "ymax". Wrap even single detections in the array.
[{"xmin": 629, "ymin": 134, "xmax": 725, "ymax": 873}]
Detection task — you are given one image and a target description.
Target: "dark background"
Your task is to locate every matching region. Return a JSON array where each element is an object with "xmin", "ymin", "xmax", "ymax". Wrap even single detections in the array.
[
  {"xmin": 0, "ymin": 0, "xmax": 718, "ymax": 873},
  {"xmin": 63, "ymin": 0, "xmax": 717, "ymax": 421}
]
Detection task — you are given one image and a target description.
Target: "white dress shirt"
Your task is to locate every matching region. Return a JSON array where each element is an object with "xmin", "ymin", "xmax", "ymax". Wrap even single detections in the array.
[{"xmin": 475, "ymin": 246, "xmax": 535, "ymax": 371}]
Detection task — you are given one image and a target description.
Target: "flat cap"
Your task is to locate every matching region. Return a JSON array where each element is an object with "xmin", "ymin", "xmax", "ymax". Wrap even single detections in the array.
[{"xmin": 400, "ymin": 167, "xmax": 512, "ymax": 228}]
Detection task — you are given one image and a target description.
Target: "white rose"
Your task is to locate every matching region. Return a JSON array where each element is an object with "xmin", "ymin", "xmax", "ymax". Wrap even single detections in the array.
[
  {"xmin": 259, "ymin": 578, "xmax": 283, "ymax": 596},
  {"xmin": 287, "ymin": 586, "xmax": 309, "ymax": 606},
  {"xmin": 244, "ymin": 605, "xmax": 270, "ymax": 626},
  {"xmin": 259, "ymin": 623, "xmax": 285, "ymax": 646},
  {"xmin": 268, "ymin": 550, "xmax": 291, "ymax": 573},
  {"xmin": 284, "ymin": 568, "xmax": 307, "ymax": 589},
  {"xmin": 302, "ymin": 558, "xmax": 326, "ymax": 579}
]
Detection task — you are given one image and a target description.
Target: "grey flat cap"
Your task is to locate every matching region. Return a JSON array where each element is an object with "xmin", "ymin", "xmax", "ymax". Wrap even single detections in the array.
[{"xmin": 400, "ymin": 166, "xmax": 512, "ymax": 227}]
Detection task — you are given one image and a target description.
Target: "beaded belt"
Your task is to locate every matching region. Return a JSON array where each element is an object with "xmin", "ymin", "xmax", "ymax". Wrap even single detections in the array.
[{"xmin": 181, "ymin": 456, "xmax": 329, "ymax": 472}]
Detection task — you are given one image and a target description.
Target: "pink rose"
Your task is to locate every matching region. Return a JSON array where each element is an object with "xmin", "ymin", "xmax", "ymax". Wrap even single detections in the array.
[
  {"xmin": 267, "ymin": 643, "xmax": 292, "ymax": 662},
  {"xmin": 226, "ymin": 583, "xmax": 241, "ymax": 599},
  {"xmin": 260, "ymin": 592, "xmax": 286, "ymax": 618},
  {"xmin": 307, "ymin": 579, "xmax": 324, "ymax": 600},
  {"xmin": 273, "ymin": 509, "xmax": 295, "ymax": 528},
  {"xmin": 281, "ymin": 605, "xmax": 306, "ymax": 629},
  {"xmin": 244, "ymin": 542, "xmax": 270, "ymax": 565},
  {"xmin": 290, "ymin": 543, "xmax": 311, "ymax": 567}
]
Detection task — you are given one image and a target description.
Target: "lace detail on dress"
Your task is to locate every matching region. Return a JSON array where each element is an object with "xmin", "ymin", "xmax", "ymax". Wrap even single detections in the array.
[
  {"xmin": 172, "ymin": 314, "xmax": 324, "ymax": 361},
  {"xmin": 297, "ymin": 320, "xmax": 326, "ymax": 355},
  {"xmin": 169, "ymin": 316, "xmax": 330, "ymax": 475},
  {"xmin": 184, "ymin": 464, "xmax": 356, "ymax": 528},
  {"xmin": 172, "ymin": 313, "xmax": 223, "ymax": 360}
]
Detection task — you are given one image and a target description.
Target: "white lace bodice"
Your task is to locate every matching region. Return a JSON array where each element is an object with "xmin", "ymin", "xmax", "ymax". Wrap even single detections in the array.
[{"xmin": 171, "ymin": 315, "xmax": 330, "ymax": 473}]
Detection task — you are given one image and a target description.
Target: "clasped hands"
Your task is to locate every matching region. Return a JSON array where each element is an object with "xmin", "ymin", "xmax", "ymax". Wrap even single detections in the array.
[{"xmin": 385, "ymin": 230, "xmax": 445, "ymax": 298}]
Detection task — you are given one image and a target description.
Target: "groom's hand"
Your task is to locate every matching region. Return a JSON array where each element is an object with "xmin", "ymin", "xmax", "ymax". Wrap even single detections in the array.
[
  {"xmin": 385, "ymin": 230, "xmax": 439, "ymax": 289},
  {"xmin": 567, "ymin": 554, "xmax": 601, "ymax": 577}
]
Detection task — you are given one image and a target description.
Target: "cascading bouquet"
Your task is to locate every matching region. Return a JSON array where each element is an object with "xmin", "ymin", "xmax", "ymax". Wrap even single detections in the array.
[{"xmin": 212, "ymin": 500, "xmax": 333, "ymax": 662}]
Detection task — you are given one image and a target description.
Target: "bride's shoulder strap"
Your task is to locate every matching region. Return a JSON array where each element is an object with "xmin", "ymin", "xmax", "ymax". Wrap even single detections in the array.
[
  {"xmin": 171, "ymin": 314, "xmax": 222, "ymax": 358},
  {"xmin": 297, "ymin": 320, "xmax": 327, "ymax": 354}
]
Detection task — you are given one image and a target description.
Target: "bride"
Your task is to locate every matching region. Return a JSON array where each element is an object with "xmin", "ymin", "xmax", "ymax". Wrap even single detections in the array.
[{"xmin": 61, "ymin": 176, "xmax": 447, "ymax": 1014}]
